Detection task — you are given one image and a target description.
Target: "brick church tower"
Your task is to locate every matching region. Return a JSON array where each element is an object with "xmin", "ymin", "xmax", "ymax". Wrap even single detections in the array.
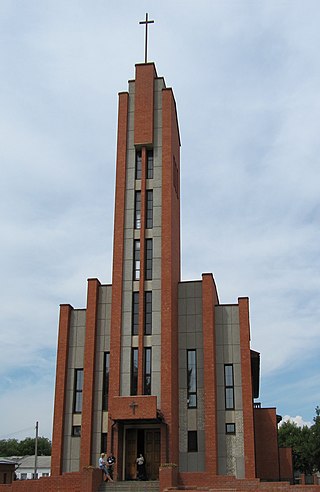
[{"xmin": 50, "ymin": 59, "xmax": 292, "ymax": 488}]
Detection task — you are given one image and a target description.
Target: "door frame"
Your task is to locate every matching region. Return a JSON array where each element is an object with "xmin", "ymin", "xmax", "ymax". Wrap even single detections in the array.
[{"xmin": 123, "ymin": 424, "xmax": 160, "ymax": 480}]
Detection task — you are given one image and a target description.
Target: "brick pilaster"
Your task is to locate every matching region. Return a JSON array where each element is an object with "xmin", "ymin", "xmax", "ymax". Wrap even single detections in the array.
[
  {"xmin": 80, "ymin": 278, "xmax": 100, "ymax": 468},
  {"xmin": 51, "ymin": 304, "xmax": 73, "ymax": 476}
]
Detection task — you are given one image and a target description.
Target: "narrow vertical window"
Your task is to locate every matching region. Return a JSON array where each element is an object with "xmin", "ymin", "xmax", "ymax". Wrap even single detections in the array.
[
  {"xmin": 187, "ymin": 431, "xmax": 198, "ymax": 452},
  {"xmin": 131, "ymin": 348, "xmax": 138, "ymax": 396},
  {"xmin": 132, "ymin": 292, "xmax": 139, "ymax": 335},
  {"xmin": 146, "ymin": 190, "xmax": 153, "ymax": 229},
  {"xmin": 145, "ymin": 239, "xmax": 153, "ymax": 280},
  {"xmin": 224, "ymin": 364, "xmax": 235, "ymax": 409},
  {"xmin": 134, "ymin": 191, "xmax": 141, "ymax": 229},
  {"xmin": 135, "ymin": 150, "xmax": 142, "ymax": 179},
  {"xmin": 144, "ymin": 347, "xmax": 152, "ymax": 395},
  {"xmin": 187, "ymin": 350, "xmax": 197, "ymax": 408},
  {"xmin": 133, "ymin": 240, "xmax": 140, "ymax": 280},
  {"xmin": 144, "ymin": 291, "xmax": 152, "ymax": 335},
  {"xmin": 147, "ymin": 149, "xmax": 153, "ymax": 179},
  {"xmin": 73, "ymin": 369, "xmax": 83, "ymax": 413},
  {"xmin": 102, "ymin": 352, "xmax": 110, "ymax": 411}
]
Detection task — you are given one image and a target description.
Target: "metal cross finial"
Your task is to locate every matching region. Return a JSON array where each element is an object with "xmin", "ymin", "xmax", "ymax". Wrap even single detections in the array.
[
  {"xmin": 139, "ymin": 13, "xmax": 154, "ymax": 63},
  {"xmin": 129, "ymin": 400, "xmax": 138, "ymax": 415}
]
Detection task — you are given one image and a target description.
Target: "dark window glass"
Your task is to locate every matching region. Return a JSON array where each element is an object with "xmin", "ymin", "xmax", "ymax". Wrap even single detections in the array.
[
  {"xmin": 187, "ymin": 350, "xmax": 197, "ymax": 408},
  {"xmin": 131, "ymin": 348, "xmax": 138, "ymax": 396},
  {"xmin": 134, "ymin": 191, "xmax": 141, "ymax": 229},
  {"xmin": 132, "ymin": 292, "xmax": 139, "ymax": 335},
  {"xmin": 135, "ymin": 150, "xmax": 142, "ymax": 179},
  {"xmin": 144, "ymin": 291, "xmax": 152, "ymax": 335},
  {"xmin": 101, "ymin": 433, "xmax": 107, "ymax": 453},
  {"xmin": 187, "ymin": 431, "xmax": 198, "ymax": 452},
  {"xmin": 146, "ymin": 190, "xmax": 153, "ymax": 229},
  {"xmin": 145, "ymin": 239, "xmax": 153, "ymax": 280},
  {"xmin": 74, "ymin": 369, "xmax": 83, "ymax": 413},
  {"xmin": 144, "ymin": 347, "xmax": 152, "ymax": 395},
  {"xmin": 224, "ymin": 364, "xmax": 235, "ymax": 409},
  {"xmin": 133, "ymin": 240, "xmax": 140, "ymax": 280},
  {"xmin": 102, "ymin": 352, "xmax": 110, "ymax": 411},
  {"xmin": 72, "ymin": 425, "xmax": 81, "ymax": 437},
  {"xmin": 226, "ymin": 423, "xmax": 236, "ymax": 434},
  {"xmin": 147, "ymin": 149, "xmax": 153, "ymax": 179}
]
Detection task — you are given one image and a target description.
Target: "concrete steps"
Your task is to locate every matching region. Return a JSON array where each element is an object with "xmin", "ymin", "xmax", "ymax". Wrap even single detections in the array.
[{"xmin": 98, "ymin": 480, "xmax": 159, "ymax": 492}]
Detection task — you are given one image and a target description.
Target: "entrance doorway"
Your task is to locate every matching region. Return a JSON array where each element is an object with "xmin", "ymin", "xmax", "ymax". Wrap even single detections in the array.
[{"xmin": 125, "ymin": 428, "xmax": 160, "ymax": 480}]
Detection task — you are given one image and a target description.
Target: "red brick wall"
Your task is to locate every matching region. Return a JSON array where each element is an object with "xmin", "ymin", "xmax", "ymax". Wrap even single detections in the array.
[
  {"xmin": 134, "ymin": 63, "xmax": 156, "ymax": 145},
  {"xmin": 202, "ymin": 273, "xmax": 219, "ymax": 474},
  {"xmin": 279, "ymin": 447, "xmax": 293, "ymax": 483},
  {"xmin": 254, "ymin": 407, "xmax": 280, "ymax": 481},
  {"xmin": 80, "ymin": 278, "xmax": 100, "ymax": 468},
  {"xmin": 239, "ymin": 297, "xmax": 256, "ymax": 479},
  {"xmin": 161, "ymin": 86, "xmax": 181, "ymax": 465},
  {"xmin": 51, "ymin": 303, "xmax": 73, "ymax": 476}
]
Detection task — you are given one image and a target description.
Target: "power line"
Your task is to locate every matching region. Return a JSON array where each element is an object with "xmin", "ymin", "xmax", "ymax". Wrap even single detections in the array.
[{"xmin": 0, "ymin": 426, "xmax": 35, "ymax": 440}]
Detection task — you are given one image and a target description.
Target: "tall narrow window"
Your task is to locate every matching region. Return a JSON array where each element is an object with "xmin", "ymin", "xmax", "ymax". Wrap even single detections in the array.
[
  {"xmin": 145, "ymin": 239, "xmax": 153, "ymax": 280},
  {"xmin": 187, "ymin": 350, "xmax": 197, "ymax": 408},
  {"xmin": 134, "ymin": 191, "xmax": 141, "ymax": 229},
  {"xmin": 224, "ymin": 364, "xmax": 235, "ymax": 409},
  {"xmin": 133, "ymin": 240, "xmax": 140, "ymax": 280},
  {"xmin": 73, "ymin": 369, "xmax": 83, "ymax": 413},
  {"xmin": 135, "ymin": 150, "xmax": 142, "ymax": 179},
  {"xmin": 188, "ymin": 431, "xmax": 198, "ymax": 452},
  {"xmin": 132, "ymin": 292, "xmax": 139, "ymax": 335},
  {"xmin": 144, "ymin": 291, "xmax": 152, "ymax": 335},
  {"xmin": 144, "ymin": 347, "xmax": 152, "ymax": 395},
  {"xmin": 102, "ymin": 352, "xmax": 110, "ymax": 411},
  {"xmin": 147, "ymin": 149, "xmax": 153, "ymax": 179},
  {"xmin": 146, "ymin": 190, "xmax": 153, "ymax": 229},
  {"xmin": 131, "ymin": 348, "xmax": 138, "ymax": 396}
]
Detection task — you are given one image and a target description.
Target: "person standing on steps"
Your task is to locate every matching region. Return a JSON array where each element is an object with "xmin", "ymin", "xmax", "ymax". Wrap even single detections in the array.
[
  {"xmin": 107, "ymin": 452, "xmax": 116, "ymax": 480},
  {"xmin": 99, "ymin": 453, "xmax": 113, "ymax": 482},
  {"xmin": 136, "ymin": 453, "xmax": 145, "ymax": 480}
]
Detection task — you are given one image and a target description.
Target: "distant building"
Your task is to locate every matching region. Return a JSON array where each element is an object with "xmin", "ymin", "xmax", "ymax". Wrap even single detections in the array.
[
  {"xmin": 0, "ymin": 459, "xmax": 17, "ymax": 484},
  {"xmin": 0, "ymin": 456, "xmax": 50, "ymax": 481},
  {"xmin": 49, "ymin": 61, "xmax": 294, "ymax": 491}
]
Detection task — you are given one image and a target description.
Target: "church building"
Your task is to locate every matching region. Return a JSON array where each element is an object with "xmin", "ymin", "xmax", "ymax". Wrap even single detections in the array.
[{"xmin": 50, "ymin": 54, "xmax": 295, "ymax": 490}]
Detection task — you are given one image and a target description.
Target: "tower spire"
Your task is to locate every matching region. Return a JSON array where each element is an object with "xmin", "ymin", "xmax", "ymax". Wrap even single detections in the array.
[{"xmin": 139, "ymin": 13, "xmax": 154, "ymax": 63}]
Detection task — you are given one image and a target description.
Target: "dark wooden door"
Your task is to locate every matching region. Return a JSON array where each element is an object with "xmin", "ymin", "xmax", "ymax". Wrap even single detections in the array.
[
  {"xmin": 145, "ymin": 429, "xmax": 160, "ymax": 480},
  {"xmin": 125, "ymin": 429, "xmax": 137, "ymax": 480}
]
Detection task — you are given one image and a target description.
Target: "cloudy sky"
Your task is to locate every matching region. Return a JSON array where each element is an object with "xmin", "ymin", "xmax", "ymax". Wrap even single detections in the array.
[{"xmin": 0, "ymin": 0, "xmax": 319, "ymax": 440}]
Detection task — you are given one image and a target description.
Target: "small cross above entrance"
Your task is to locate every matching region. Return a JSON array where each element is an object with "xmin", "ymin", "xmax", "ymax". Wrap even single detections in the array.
[
  {"xmin": 139, "ymin": 13, "xmax": 154, "ymax": 63},
  {"xmin": 129, "ymin": 400, "xmax": 138, "ymax": 415}
]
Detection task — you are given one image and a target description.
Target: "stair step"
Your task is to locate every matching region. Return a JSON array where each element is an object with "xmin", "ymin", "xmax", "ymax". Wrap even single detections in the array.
[{"xmin": 98, "ymin": 480, "xmax": 159, "ymax": 492}]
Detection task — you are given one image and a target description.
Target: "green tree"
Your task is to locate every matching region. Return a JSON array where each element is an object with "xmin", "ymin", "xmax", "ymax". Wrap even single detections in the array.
[
  {"xmin": 278, "ymin": 419, "xmax": 313, "ymax": 474},
  {"xmin": 0, "ymin": 439, "xmax": 20, "ymax": 456},
  {"xmin": 310, "ymin": 406, "xmax": 320, "ymax": 472},
  {"xmin": 0, "ymin": 437, "xmax": 51, "ymax": 456}
]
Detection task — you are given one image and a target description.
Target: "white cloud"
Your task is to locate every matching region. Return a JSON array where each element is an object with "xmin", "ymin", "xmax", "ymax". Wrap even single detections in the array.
[{"xmin": 280, "ymin": 415, "xmax": 312, "ymax": 428}]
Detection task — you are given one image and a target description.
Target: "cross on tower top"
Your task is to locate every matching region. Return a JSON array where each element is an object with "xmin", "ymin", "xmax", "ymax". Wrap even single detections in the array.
[{"xmin": 139, "ymin": 13, "xmax": 154, "ymax": 64}]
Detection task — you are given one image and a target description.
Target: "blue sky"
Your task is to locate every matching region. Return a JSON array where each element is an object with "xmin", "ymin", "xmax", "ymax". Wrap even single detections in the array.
[{"xmin": 0, "ymin": 0, "xmax": 319, "ymax": 440}]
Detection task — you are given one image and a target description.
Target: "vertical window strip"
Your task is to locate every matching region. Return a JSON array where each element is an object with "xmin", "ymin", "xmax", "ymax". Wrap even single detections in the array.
[
  {"xmin": 132, "ymin": 292, "xmax": 139, "ymax": 335},
  {"xmin": 187, "ymin": 431, "xmax": 198, "ymax": 452},
  {"xmin": 102, "ymin": 352, "xmax": 110, "ymax": 411},
  {"xmin": 131, "ymin": 348, "xmax": 139, "ymax": 396},
  {"xmin": 134, "ymin": 191, "xmax": 141, "ymax": 229},
  {"xmin": 73, "ymin": 369, "xmax": 84, "ymax": 413},
  {"xmin": 224, "ymin": 364, "xmax": 235, "ymax": 409},
  {"xmin": 146, "ymin": 190, "xmax": 153, "ymax": 229},
  {"xmin": 144, "ymin": 291, "xmax": 152, "ymax": 335},
  {"xmin": 187, "ymin": 350, "xmax": 197, "ymax": 408},
  {"xmin": 135, "ymin": 150, "xmax": 142, "ymax": 179},
  {"xmin": 147, "ymin": 149, "xmax": 153, "ymax": 179},
  {"xmin": 145, "ymin": 239, "xmax": 153, "ymax": 280},
  {"xmin": 133, "ymin": 240, "xmax": 141, "ymax": 280},
  {"xmin": 144, "ymin": 347, "xmax": 152, "ymax": 395}
]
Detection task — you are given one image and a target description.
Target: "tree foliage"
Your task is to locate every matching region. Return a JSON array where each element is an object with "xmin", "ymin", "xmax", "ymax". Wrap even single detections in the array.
[
  {"xmin": 0, "ymin": 437, "xmax": 51, "ymax": 457},
  {"xmin": 278, "ymin": 406, "xmax": 320, "ymax": 474}
]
